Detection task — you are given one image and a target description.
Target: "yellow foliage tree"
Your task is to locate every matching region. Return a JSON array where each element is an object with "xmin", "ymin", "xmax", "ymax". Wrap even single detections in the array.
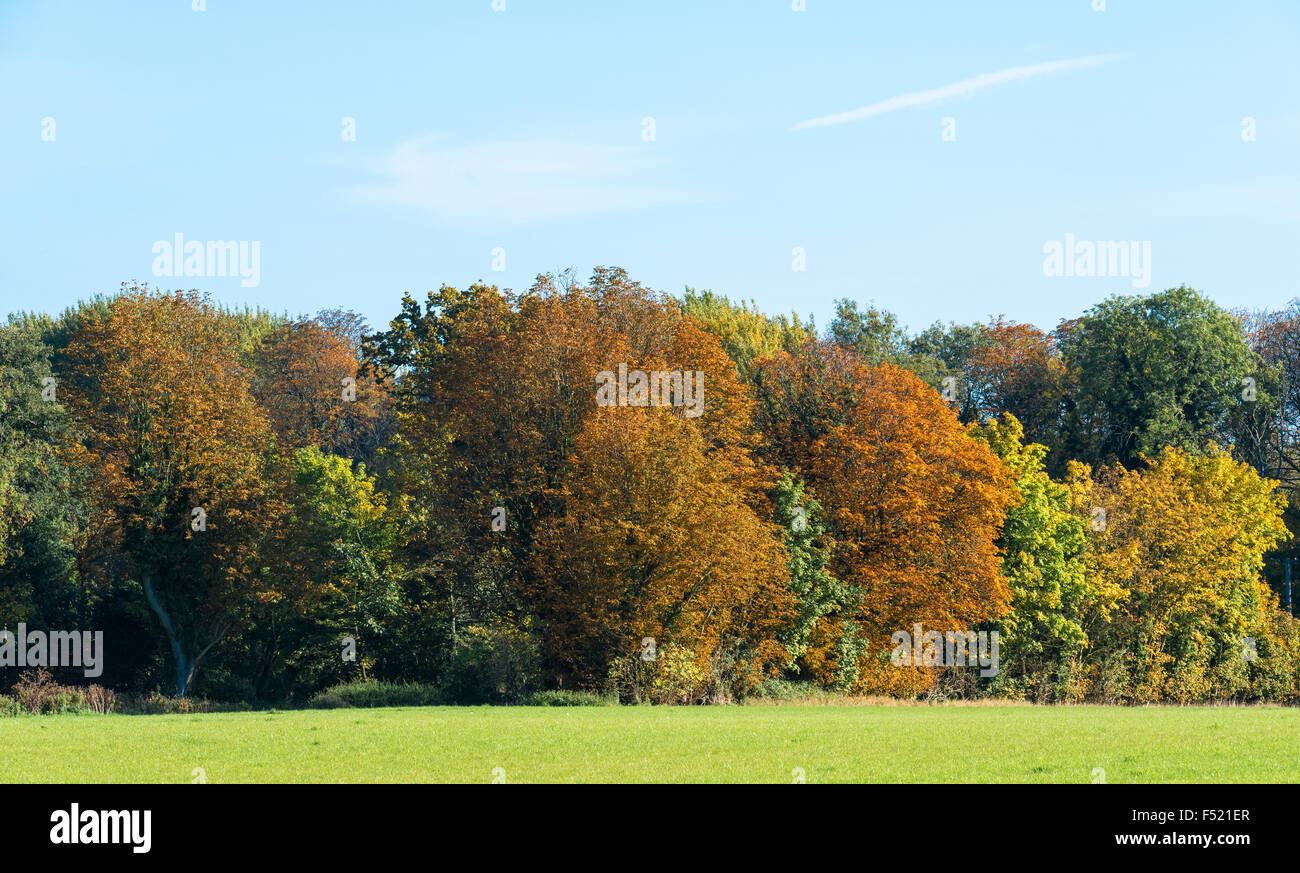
[{"xmin": 1067, "ymin": 446, "xmax": 1293, "ymax": 702}]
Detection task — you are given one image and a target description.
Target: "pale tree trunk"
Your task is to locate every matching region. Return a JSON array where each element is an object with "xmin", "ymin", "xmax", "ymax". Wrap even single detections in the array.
[{"xmin": 141, "ymin": 573, "xmax": 225, "ymax": 698}]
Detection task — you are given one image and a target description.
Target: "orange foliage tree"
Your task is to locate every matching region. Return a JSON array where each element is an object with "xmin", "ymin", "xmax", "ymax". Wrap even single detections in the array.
[
  {"xmin": 529, "ymin": 408, "xmax": 792, "ymax": 697},
  {"xmin": 62, "ymin": 288, "xmax": 281, "ymax": 696},
  {"xmin": 366, "ymin": 268, "xmax": 793, "ymax": 693},
  {"xmin": 965, "ymin": 318, "xmax": 1067, "ymax": 448},
  {"xmin": 253, "ymin": 314, "xmax": 387, "ymax": 462},
  {"xmin": 754, "ymin": 342, "xmax": 1016, "ymax": 694}
]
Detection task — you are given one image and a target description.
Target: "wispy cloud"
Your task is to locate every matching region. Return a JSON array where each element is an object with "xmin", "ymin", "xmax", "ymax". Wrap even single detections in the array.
[
  {"xmin": 791, "ymin": 55, "xmax": 1118, "ymax": 131},
  {"xmin": 354, "ymin": 136, "xmax": 719, "ymax": 226}
]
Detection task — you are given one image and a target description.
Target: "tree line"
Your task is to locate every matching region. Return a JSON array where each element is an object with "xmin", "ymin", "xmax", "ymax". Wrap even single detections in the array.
[{"xmin": 2, "ymin": 270, "xmax": 1299, "ymax": 704}]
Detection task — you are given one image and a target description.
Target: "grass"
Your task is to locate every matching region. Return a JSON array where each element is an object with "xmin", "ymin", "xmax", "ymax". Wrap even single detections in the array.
[{"xmin": 2, "ymin": 704, "xmax": 1298, "ymax": 783}]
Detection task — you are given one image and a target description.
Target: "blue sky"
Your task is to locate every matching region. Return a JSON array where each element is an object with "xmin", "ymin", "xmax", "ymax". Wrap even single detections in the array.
[{"xmin": 2, "ymin": 0, "xmax": 1297, "ymax": 336}]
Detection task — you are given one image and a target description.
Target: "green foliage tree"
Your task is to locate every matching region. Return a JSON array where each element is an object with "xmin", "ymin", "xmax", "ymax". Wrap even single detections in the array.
[
  {"xmin": 249, "ymin": 447, "xmax": 404, "ymax": 699},
  {"xmin": 908, "ymin": 320, "xmax": 990, "ymax": 418},
  {"xmin": 679, "ymin": 288, "xmax": 813, "ymax": 380},
  {"xmin": 828, "ymin": 299, "xmax": 945, "ymax": 388},
  {"xmin": 770, "ymin": 471, "xmax": 860, "ymax": 684},
  {"xmin": 0, "ymin": 317, "xmax": 86, "ymax": 627},
  {"xmin": 1058, "ymin": 286, "xmax": 1256, "ymax": 468},
  {"xmin": 971, "ymin": 414, "xmax": 1089, "ymax": 699}
]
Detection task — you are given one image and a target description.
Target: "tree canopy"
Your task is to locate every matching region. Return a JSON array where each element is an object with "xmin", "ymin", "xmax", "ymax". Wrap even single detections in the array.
[{"xmin": 1, "ymin": 274, "xmax": 1296, "ymax": 705}]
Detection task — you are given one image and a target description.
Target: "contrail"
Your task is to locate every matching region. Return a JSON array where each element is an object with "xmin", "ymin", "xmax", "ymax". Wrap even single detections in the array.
[{"xmin": 791, "ymin": 55, "xmax": 1117, "ymax": 131}]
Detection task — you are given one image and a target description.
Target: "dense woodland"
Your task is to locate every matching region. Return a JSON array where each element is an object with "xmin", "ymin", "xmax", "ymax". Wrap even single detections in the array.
[{"xmin": 3, "ymin": 269, "xmax": 1300, "ymax": 705}]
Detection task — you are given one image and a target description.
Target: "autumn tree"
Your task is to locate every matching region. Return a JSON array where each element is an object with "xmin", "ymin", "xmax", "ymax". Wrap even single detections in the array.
[
  {"xmin": 365, "ymin": 278, "xmax": 598, "ymax": 657},
  {"xmin": 529, "ymin": 407, "xmax": 793, "ymax": 697},
  {"xmin": 753, "ymin": 343, "xmax": 1016, "ymax": 695},
  {"xmin": 62, "ymin": 288, "xmax": 281, "ymax": 697},
  {"xmin": 1068, "ymin": 446, "xmax": 1294, "ymax": 701},
  {"xmin": 253, "ymin": 312, "xmax": 388, "ymax": 464},
  {"xmin": 968, "ymin": 320, "xmax": 1067, "ymax": 448},
  {"xmin": 366, "ymin": 268, "xmax": 779, "ymax": 692}
]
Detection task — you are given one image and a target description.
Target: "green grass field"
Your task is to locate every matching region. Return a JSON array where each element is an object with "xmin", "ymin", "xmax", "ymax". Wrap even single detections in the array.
[{"xmin": 2, "ymin": 704, "xmax": 1297, "ymax": 783}]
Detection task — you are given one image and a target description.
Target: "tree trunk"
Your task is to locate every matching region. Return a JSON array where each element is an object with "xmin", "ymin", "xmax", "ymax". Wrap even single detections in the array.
[{"xmin": 141, "ymin": 572, "xmax": 192, "ymax": 697}]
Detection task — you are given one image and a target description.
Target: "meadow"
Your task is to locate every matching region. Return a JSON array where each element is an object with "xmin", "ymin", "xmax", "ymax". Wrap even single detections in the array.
[{"xmin": 2, "ymin": 704, "xmax": 1297, "ymax": 783}]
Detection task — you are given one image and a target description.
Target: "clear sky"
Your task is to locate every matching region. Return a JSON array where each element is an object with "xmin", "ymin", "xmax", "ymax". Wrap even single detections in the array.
[{"xmin": 2, "ymin": 0, "xmax": 1297, "ymax": 336}]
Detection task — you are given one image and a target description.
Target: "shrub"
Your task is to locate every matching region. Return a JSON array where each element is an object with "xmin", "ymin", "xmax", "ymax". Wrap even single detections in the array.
[
  {"xmin": 130, "ymin": 692, "xmax": 236, "ymax": 715},
  {"xmin": 1093, "ymin": 652, "xmax": 1134, "ymax": 705},
  {"xmin": 922, "ymin": 668, "xmax": 981, "ymax": 703},
  {"xmin": 10, "ymin": 670, "xmax": 88, "ymax": 714},
  {"xmin": 83, "ymin": 685, "xmax": 120, "ymax": 714},
  {"xmin": 522, "ymin": 689, "xmax": 614, "ymax": 706},
  {"xmin": 608, "ymin": 642, "xmax": 709, "ymax": 705},
  {"xmin": 0, "ymin": 671, "xmax": 124, "ymax": 715},
  {"xmin": 307, "ymin": 680, "xmax": 444, "ymax": 709},
  {"xmin": 750, "ymin": 678, "xmax": 827, "ymax": 701},
  {"xmin": 650, "ymin": 644, "xmax": 709, "ymax": 704}
]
